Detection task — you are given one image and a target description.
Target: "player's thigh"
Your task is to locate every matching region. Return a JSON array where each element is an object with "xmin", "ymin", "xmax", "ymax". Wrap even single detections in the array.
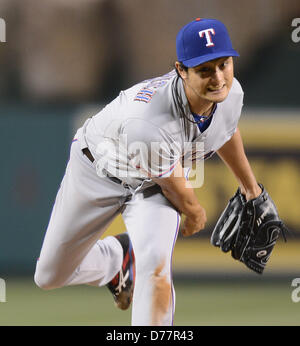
[
  {"xmin": 122, "ymin": 190, "xmax": 180, "ymax": 275},
  {"xmin": 36, "ymin": 141, "xmax": 128, "ymax": 283}
]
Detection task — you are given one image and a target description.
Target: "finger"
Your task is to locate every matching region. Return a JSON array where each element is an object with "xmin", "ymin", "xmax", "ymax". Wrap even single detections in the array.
[
  {"xmin": 197, "ymin": 224, "xmax": 205, "ymax": 232},
  {"xmin": 181, "ymin": 228, "xmax": 191, "ymax": 237}
]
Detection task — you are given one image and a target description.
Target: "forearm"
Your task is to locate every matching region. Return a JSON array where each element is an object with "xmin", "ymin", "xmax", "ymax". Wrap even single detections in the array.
[
  {"xmin": 217, "ymin": 128, "xmax": 261, "ymax": 198},
  {"xmin": 157, "ymin": 172, "xmax": 207, "ymax": 236},
  {"xmin": 161, "ymin": 179, "xmax": 202, "ymax": 219},
  {"xmin": 153, "ymin": 163, "xmax": 203, "ymax": 219}
]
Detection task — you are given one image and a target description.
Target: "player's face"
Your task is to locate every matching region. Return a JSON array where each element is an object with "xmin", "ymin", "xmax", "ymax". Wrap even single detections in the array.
[{"xmin": 181, "ymin": 57, "xmax": 234, "ymax": 104}]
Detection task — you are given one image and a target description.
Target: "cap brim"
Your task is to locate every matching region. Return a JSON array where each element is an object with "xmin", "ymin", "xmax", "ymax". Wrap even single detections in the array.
[{"xmin": 182, "ymin": 50, "xmax": 239, "ymax": 68}]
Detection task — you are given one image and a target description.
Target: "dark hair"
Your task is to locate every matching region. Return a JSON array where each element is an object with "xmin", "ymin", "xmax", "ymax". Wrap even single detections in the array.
[{"xmin": 175, "ymin": 61, "xmax": 188, "ymax": 78}]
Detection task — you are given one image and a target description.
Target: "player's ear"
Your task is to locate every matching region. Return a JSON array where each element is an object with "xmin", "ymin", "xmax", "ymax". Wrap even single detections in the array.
[{"xmin": 175, "ymin": 61, "xmax": 188, "ymax": 80}]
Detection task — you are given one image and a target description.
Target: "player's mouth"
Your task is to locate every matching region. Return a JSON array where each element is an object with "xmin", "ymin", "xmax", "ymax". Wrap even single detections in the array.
[{"xmin": 206, "ymin": 84, "xmax": 225, "ymax": 94}]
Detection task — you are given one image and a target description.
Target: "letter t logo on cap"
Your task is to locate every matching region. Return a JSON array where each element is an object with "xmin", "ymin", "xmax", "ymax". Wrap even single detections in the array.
[{"xmin": 199, "ymin": 28, "xmax": 215, "ymax": 47}]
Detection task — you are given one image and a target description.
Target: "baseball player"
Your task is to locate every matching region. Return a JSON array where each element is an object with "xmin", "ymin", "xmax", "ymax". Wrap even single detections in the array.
[{"xmin": 34, "ymin": 18, "xmax": 262, "ymax": 326}]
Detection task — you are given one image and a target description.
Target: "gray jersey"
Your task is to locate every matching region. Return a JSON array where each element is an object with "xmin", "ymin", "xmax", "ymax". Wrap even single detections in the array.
[{"xmin": 77, "ymin": 70, "xmax": 244, "ymax": 189}]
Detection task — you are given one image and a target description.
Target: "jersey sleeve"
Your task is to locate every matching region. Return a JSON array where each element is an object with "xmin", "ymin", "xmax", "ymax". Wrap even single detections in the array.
[
  {"xmin": 121, "ymin": 118, "xmax": 182, "ymax": 179},
  {"xmin": 225, "ymin": 78, "xmax": 244, "ymax": 138}
]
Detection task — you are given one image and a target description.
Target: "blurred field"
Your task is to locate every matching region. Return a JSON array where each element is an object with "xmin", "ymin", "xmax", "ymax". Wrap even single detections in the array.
[
  {"xmin": 0, "ymin": 277, "xmax": 299, "ymax": 326},
  {"xmin": 172, "ymin": 238, "xmax": 300, "ymax": 276}
]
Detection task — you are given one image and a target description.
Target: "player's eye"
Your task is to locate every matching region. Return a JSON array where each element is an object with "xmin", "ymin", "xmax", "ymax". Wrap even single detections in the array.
[
  {"xmin": 197, "ymin": 67, "xmax": 210, "ymax": 73},
  {"xmin": 219, "ymin": 60, "xmax": 229, "ymax": 69}
]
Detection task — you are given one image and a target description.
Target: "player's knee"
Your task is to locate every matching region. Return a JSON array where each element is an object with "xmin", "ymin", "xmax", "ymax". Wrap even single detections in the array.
[
  {"xmin": 151, "ymin": 261, "xmax": 172, "ymax": 325},
  {"xmin": 34, "ymin": 272, "xmax": 54, "ymax": 290},
  {"xmin": 34, "ymin": 267, "xmax": 63, "ymax": 290},
  {"xmin": 152, "ymin": 261, "xmax": 171, "ymax": 296}
]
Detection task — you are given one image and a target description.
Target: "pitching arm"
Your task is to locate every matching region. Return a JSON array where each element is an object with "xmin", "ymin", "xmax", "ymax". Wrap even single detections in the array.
[
  {"xmin": 216, "ymin": 128, "xmax": 261, "ymax": 201},
  {"xmin": 153, "ymin": 161, "xmax": 207, "ymax": 237}
]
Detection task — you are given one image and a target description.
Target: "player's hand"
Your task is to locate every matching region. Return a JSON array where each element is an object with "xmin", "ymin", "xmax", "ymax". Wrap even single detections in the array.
[{"xmin": 181, "ymin": 207, "xmax": 207, "ymax": 237}]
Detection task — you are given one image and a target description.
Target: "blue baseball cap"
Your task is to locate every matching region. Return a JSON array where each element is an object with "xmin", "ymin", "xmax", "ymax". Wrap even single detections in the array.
[{"xmin": 176, "ymin": 18, "xmax": 239, "ymax": 67}]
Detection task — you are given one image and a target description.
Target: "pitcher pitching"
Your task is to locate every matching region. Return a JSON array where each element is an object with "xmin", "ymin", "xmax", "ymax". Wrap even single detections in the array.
[{"xmin": 34, "ymin": 18, "xmax": 263, "ymax": 326}]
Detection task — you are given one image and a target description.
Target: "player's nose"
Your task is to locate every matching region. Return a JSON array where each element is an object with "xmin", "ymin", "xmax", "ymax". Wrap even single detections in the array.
[{"xmin": 210, "ymin": 69, "xmax": 224, "ymax": 86}]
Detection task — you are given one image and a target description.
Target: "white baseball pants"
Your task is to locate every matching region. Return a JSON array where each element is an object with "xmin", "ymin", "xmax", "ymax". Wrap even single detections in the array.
[{"xmin": 34, "ymin": 139, "xmax": 180, "ymax": 326}]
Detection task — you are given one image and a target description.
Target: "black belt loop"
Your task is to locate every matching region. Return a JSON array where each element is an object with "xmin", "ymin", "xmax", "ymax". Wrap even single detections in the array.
[{"xmin": 82, "ymin": 147, "xmax": 95, "ymax": 163}]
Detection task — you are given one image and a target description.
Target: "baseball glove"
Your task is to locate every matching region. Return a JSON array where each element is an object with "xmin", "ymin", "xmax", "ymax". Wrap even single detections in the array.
[{"xmin": 211, "ymin": 184, "xmax": 287, "ymax": 274}]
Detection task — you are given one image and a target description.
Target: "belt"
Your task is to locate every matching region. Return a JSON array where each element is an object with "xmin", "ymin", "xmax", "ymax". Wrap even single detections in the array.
[
  {"xmin": 82, "ymin": 147, "xmax": 162, "ymax": 197},
  {"xmin": 82, "ymin": 147, "xmax": 125, "ymax": 186}
]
